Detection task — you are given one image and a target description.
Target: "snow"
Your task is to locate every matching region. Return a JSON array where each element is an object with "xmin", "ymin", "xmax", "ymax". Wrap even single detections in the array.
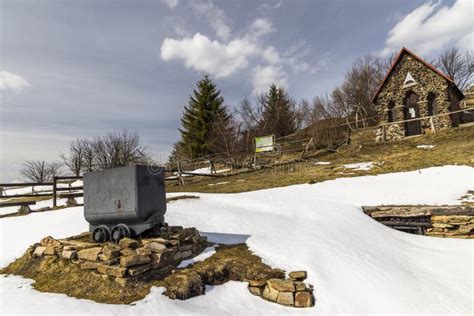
[
  {"xmin": 314, "ymin": 161, "xmax": 331, "ymax": 165},
  {"xmin": 178, "ymin": 246, "xmax": 216, "ymax": 268},
  {"xmin": 343, "ymin": 161, "xmax": 373, "ymax": 171},
  {"xmin": 417, "ymin": 145, "xmax": 435, "ymax": 149},
  {"xmin": 1, "ymin": 166, "xmax": 473, "ymax": 315}
]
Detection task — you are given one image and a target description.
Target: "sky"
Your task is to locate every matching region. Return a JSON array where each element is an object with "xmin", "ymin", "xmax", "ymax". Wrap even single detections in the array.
[{"xmin": 0, "ymin": 0, "xmax": 472, "ymax": 181}]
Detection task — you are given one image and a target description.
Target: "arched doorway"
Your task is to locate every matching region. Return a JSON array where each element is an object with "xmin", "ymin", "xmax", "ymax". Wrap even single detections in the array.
[
  {"xmin": 403, "ymin": 91, "xmax": 422, "ymax": 136},
  {"xmin": 427, "ymin": 92, "xmax": 437, "ymax": 116}
]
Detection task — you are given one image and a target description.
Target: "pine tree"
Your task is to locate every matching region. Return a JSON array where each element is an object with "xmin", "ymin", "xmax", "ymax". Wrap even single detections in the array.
[
  {"xmin": 178, "ymin": 75, "xmax": 230, "ymax": 158},
  {"xmin": 260, "ymin": 84, "xmax": 296, "ymax": 138}
]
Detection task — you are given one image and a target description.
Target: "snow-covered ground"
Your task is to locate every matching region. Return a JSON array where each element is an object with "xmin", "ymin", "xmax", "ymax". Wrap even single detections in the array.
[{"xmin": 1, "ymin": 166, "xmax": 473, "ymax": 315}]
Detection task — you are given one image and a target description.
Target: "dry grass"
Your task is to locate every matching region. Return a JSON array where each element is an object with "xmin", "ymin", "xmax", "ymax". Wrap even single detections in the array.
[{"xmin": 167, "ymin": 125, "xmax": 474, "ymax": 193}]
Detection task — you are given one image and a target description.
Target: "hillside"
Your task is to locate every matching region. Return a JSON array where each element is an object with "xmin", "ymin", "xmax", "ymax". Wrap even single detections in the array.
[
  {"xmin": 167, "ymin": 125, "xmax": 474, "ymax": 193},
  {"xmin": 1, "ymin": 166, "xmax": 472, "ymax": 314}
]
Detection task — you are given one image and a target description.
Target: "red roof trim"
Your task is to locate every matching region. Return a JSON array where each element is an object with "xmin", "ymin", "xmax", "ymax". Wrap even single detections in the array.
[{"xmin": 371, "ymin": 47, "xmax": 455, "ymax": 103}]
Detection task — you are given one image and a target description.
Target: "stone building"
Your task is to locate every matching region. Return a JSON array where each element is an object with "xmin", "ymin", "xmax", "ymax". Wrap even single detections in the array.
[{"xmin": 372, "ymin": 47, "xmax": 465, "ymax": 141}]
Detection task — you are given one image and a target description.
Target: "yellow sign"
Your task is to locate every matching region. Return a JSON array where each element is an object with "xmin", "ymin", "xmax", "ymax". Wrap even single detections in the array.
[{"xmin": 255, "ymin": 135, "xmax": 274, "ymax": 153}]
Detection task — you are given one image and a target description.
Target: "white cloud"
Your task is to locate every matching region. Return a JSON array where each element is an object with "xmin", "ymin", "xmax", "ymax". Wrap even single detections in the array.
[
  {"xmin": 252, "ymin": 65, "xmax": 288, "ymax": 95},
  {"xmin": 161, "ymin": 33, "xmax": 259, "ymax": 78},
  {"xmin": 248, "ymin": 18, "xmax": 274, "ymax": 40},
  {"xmin": 258, "ymin": 0, "xmax": 283, "ymax": 12},
  {"xmin": 381, "ymin": 0, "xmax": 473, "ymax": 56},
  {"xmin": 162, "ymin": 0, "xmax": 179, "ymax": 9},
  {"xmin": 189, "ymin": 1, "xmax": 231, "ymax": 41},
  {"xmin": 0, "ymin": 71, "xmax": 30, "ymax": 92}
]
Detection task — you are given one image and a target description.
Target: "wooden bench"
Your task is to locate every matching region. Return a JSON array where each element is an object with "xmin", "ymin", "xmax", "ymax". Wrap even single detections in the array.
[{"xmin": 0, "ymin": 201, "xmax": 37, "ymax": 214}]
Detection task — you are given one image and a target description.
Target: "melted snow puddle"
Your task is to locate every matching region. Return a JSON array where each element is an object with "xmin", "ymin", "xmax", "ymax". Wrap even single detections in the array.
[
  {"xmin": 315, "ymin": 161, "xmax": 331, "ymax": 165},
  {"xmin": 343, "ymin": 162, "xmax": 373, "ymax": 171},
  {"xmin": 417, "ymin": 145, "xmax": 435, "ymax": 149}
]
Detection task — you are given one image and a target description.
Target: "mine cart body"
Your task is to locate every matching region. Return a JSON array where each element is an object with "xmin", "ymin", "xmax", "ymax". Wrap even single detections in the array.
[{"xmin": 84, "ymin": 165, "xmax": 166, "ymax": 242}]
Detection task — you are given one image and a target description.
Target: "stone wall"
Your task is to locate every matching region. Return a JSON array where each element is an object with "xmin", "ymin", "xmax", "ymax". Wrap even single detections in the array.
[
  {"xmin": 248, "ymin": 271, "xmax": 315, "ymax": 308},
  {"xmin": 363, "ymin": 205, "xmax": 474, "ymax": 239},
  {"xmin": 427, "ymin": 215, "xmax": 474, "ymax": 238},
  {"xmin": 32, "ymin": 226, "xmax": 209, "ymax": 284},
  {"xmin": 374, "ymin": 54, "xmax": 455, "ymax": 141}
]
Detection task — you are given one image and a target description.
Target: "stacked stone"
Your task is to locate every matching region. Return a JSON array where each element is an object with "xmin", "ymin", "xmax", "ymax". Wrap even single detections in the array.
[
  {"xmin": 31, "ymin": 226, "xmax": 209, "ymax": 285},
  {"xmin": 248, "ymin": 271, "xmax": 314, "ymax": 308},
  {"xmin": 427, "ymin": 215, "xmax": 474, "ymax": 239}
]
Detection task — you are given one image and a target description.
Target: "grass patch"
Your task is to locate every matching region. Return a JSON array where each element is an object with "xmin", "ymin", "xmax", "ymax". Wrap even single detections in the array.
[{"xmin": 167, "ymin": 126, "xmax": 474, "ymax": 193}]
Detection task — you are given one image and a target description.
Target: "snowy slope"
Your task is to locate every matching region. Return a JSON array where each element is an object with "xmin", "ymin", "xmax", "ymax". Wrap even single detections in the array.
[{"xmin": 0, "ymin": 166, "xmax": 473, "ymax": 315}]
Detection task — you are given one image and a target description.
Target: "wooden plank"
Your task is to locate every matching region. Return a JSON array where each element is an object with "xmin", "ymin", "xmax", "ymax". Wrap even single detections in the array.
[
  {"xmin": 58, "ymin": 192, "xmax": 83, "ymax": 198},
  {"xmin": 0, "ymin": 193, "xmax": 52, "ymax": 199},
  {"xmin": 55, "ymin": 186, "xmax": 83, "ymax": 192},
  {"xmin": 0, "ymin": 183, "xmax": 52, "ymax": 187},
  {"xmin": 0, "ymin": 201, "xmax": 37, "ymax": 207}
]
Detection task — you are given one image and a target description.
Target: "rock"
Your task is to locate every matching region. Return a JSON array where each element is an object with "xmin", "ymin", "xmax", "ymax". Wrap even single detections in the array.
[
  {"xmin": 18, "ymin": 204, "xmax": 30, "ymax": 214},
  {"xmin": 248, "ymin": 279, "xmax": 267, "ymax": 287},
  {"xmin": 277, "ymin": 292, "xmax": 294, "ymax": 306},
  {"xmin": 262, "ymin": 285, "xmax": 279, "ymax": 302},
  {"xmin": 60, "ymin": 240, "xmax": 96, "ymax": 251},
  {"xmin": 118, "ymin": 238, "xmax": 139, "ymax": 249},
  {"xmin": 120, "ymin": 254, "xmax": 150, "ymax": 268},
  {"xmin": 101, "ymin": 245, "xmax": 121, "ymax": 260},
  {"xmin": 43, "ymin": 246, "xmax": 57, "ymax": 256},
  {"xmin": 63, "ymin": 245, "xmax": 78, "ymax": 251},
  {"xmin": 128, "ymin": 264, "xmax": 150, "ymax": 276},
  {"xmin": 144, "ymin": 241, "xmax": 168, "ymax": 253},
  {"xmin": 172, "ymin": 228, "xmax": 198, "ymax": 241},
  {"xmin": 33, "ymin": 246, "xmax": 46, "ymax": 257},
  {"xmin": 61, "ymin": 250, "xmax": 77, "ymax": 260},
  {"xmin": 267, "ymin": 279, "xmax": 295, "ymax": 292},
  {"xmin": 289, "ymin": 271, "xmax": 307, "ymax": 281},
  {"xmin": 136, "ymin": 247, "xmax": 152, "ymax": 256},
  {"xmin": 150, "ymin": 250, "xmax": 174, "ymax": 269},
  {"xmin": 80, "ymin": 261, "xmax": 100, "ymax": 270},
  {"xmin": 142, "ymin": 237, "xmax": 172, "ymax": 246},
  {"xmin": 180, "ymin": 250, "xmax": 193, "ymax": 259},
  {"xmin": 179, "ymin": 243, "xmax": 194, "ymax": 251},
  {"xmin": 294, "ymin": 281, "xmax": 306, "ymax": 291},
  {"xmin": 97, "ymin": 264, "xmax": 127, "ymax": 277},
  {"xmin": 295, "ymin": 291, "xmax": 314, "ymax": 308},
  {"xmin": 120, "ymin": 248, "xmax": 136, "ymax": 256},
  {"xmin": 173, "ymin": 251, "xmax": 182, "ymax": 261},
  {"xmin": 40, "ymin": 236, "xmax": 62, "ymax": 247},
  {"xmin": 77, "ymin": 247, "xmax": 102, "ymax": 261},
  {"xmin": 249, "ymin": 286, "xmax": 264, "ymax": 296}
]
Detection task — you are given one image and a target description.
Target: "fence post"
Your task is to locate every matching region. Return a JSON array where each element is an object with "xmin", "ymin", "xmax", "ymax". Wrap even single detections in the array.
[
  {"xmin": 177, "ymin": 162, "xmax": 185, "ymax": 186},
  {"xmin": 429, "ymin": 116, "xmax": 436, "ymax": 134},
  {"xmin": 53, "ymin": 177, "xmax": 57, "ymax": 208}
]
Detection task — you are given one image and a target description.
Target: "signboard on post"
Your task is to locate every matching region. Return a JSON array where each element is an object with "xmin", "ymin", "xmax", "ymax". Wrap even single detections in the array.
[{"xmin": 255, "ymin": 135, "xmax": 275, "ymax": 153}]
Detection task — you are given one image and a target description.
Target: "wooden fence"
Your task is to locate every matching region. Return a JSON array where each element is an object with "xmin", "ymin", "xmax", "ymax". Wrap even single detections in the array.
[{"xmin": 0, "ymin": 176, "xmax": 83, "ymax": 208}]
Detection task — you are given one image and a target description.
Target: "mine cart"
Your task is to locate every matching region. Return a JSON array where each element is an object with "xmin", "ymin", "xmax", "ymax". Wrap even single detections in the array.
[{"xmin": 84, "ymin": 165, "xmax": 166, "ymax": 243}]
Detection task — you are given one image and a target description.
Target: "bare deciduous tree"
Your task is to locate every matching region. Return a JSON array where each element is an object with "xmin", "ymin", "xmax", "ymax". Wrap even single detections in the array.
[
  {"xmin": 20, "ymin": 160, "xmax": 63, "ymax": 183},
  {"xmin": 92, "ymin": 130, "xmax": 150, "ymax": 170},
  {"xmin": 61, "ymin": 139, "xmax": 84, "ymax": 176},
  {"xmin": 437, "ymin": 47, "xmax": 473, "ymax": 91}
]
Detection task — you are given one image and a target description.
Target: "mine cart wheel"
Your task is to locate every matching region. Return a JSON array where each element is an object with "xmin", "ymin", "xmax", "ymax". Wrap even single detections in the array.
[
  {"xmin": 111, "ymin": 224, "xmax": 131, "ymax": 243},
  {"xmin": 92, "ymin": 225, "xmax": 111, "ymax": 243}
]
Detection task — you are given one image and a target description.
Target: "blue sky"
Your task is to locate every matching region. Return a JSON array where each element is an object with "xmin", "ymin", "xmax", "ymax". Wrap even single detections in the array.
[{"xmin": 0, "ymin": 0, "xmax": 472, "ymax": 181}]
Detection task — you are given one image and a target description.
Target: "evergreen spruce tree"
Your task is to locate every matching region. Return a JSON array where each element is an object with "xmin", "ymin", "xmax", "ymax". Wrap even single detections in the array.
[
  {"xmin": 178, "ymin": 75, "xmax": 230, "ymax": 158},
  {"xmin": 260, "ymin": 84, "xmax": 296, "ymax": 138}
]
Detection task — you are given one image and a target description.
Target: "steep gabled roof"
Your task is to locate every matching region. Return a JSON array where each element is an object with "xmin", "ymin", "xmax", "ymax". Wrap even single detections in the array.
[{"xmin": 372, "ymin": 47, "xmax": 460, "ymax": 103}]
